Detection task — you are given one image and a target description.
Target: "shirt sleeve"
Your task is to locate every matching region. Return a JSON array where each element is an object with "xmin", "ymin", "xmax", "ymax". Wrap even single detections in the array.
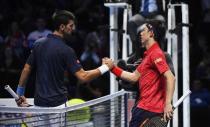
[
  {"xmin": 26, "ymin": 49, "xmax": 35, "ymax": 67},
  {"xmin": 65, "ymin": 48, "xmax": 82, "ymax": 74},
  {"xmin": 150, "ymin": 51, "xmax": 169, "ymax": 74}
]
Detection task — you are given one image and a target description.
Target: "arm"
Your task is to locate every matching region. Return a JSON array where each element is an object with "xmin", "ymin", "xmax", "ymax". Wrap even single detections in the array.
[
  {"xmin": 18, "ymin": 63, "xmax": 32, "ymax": 88},
  {"xmin": 75, "ymin": 58, "xmax": 112, "ymax": 83},
  {"xmin": 111, "ymin": 66, "xmax": 140, "ymax": 83},
  {"xmin": 120, "ymin": 70, "xmax": 140, "ymax": 83},
  {"xmin": 163, "ymin": 70, "xmax": 175, "ymax": 121},
  {"xmin": 74, "ymin": 68, "xmax": 103, "ymax": 83},
  {"xmin": 16, "ymin": 63, "xmax": 32, "ymax": 107}
]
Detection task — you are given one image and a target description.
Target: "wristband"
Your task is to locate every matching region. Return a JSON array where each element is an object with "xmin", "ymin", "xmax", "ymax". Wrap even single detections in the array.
[
  {"xmin": 98, "ymin": 64, "xmax": 109, "ymax": 75},
  {"xmin": 111, "ymin": 66, "xmax": 123, "ymax": 77},
  {"xmin": 16, "ymin": 86, "xmax": 25, "ymax": 96}
]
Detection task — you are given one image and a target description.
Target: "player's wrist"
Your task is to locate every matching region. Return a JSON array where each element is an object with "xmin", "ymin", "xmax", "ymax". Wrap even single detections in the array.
[
  {"xmin": 16, "ymin": 85, "xmax": 25, "ymax": 96},
  {"xmin": 111, "ymin": 66, "xmax": 123, "ymax": 77},
  {"xmin": 165, "ymin": 102, "xmax": 172, "ymax": 106},
  {"xmin": 98, "ymin": 64, "xmax": 109, "ymax": 75}
]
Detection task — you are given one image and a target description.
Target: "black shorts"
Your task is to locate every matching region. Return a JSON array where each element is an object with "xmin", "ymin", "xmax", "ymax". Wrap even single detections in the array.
[{"xmin": 129, "ymin": 106, "xmax": 160, "ymax": 127}]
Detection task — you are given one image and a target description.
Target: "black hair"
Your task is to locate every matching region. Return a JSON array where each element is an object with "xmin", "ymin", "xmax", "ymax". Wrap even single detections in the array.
[
  {"xmin": 144, "ymin": 20, "xmax": 166, "ymax": 47},
  {"xmin": 151, "ymin": 20, "xmax": 166, "ymax": 48},
  {"xmin": 145, "ymin": 23, "xmax": 154, "ymax": 32},
  {"xmin": 52, "ymin": 10, "xmax": 76, "ymax": 30},
  {"xmin": 136, "ymin": 20, "xmax": 166, "ymax": 49}
]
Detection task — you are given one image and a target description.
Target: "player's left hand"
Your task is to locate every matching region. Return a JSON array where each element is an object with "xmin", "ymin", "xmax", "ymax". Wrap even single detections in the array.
[
  {"xmin": 163, "ymin": 103, "xmax": 173, "ymax": 122},
  {"xmin": 16, "ymin": 96, "xmax": 30, "ymax": 107}
]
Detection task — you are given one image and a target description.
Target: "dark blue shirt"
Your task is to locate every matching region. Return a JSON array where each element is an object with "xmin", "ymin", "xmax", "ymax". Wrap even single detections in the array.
[{"xmin": 27, "ymin": 34, "xmax": 82, "ymax": 107}]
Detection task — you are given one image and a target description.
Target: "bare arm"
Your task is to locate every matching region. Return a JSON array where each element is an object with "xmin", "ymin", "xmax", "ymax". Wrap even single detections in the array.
[
  {"xmin": 107, "ymin": 58, "xmax": 141, "ymax": 84},
  {"xmin": 18, "ymin": 63, "xmax": 32, "ymax": 87},
  {"xmin": 74, "ymin": 68, "xmax": 102, "ymax": 83},
  {"xmin": 163, "ymin": 70, "xmax": 175, "ymax": 121},
  {"xmin": 119, "ymin": 70, "xmax": 140, "ymax": 83},
  {"xmin": 75, "ymin": 57, "xmax": 113, "ymax": 83},
  {"xmin": 16, "ymin": 63, "xmax": 32, "ymax": 107}
]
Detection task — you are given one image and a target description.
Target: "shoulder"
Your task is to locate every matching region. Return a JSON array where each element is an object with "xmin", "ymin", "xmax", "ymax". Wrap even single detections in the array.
[
  {"xmin": 64, "ymin": 45, "xmax": 76, "ymax": 54},
  {"xmin": 32, "ymin": 37, "xmax": 48, "ymax": 49},
  {"xmin": 151, "ymin": 48, "xmax": 164, "ymax": 57},
  {"xmin": 149, "ymin": 49, "xmax": 166, "ymax": 64},
  {"xmin": 58, "ymin": 42, "xmax": 75, "ymax": 54}
]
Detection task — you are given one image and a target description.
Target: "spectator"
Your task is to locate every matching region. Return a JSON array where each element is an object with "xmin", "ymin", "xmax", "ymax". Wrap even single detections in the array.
[
  {"xmin": 5, "ymin": 21, "xmax": 27, "ymax": 65},
  {"xmin": 27, "ymin": 17, "xmax": 52, "ymax": 49},
  {"xmin": 190, "ymin": 79, "xmax": 210, "ymax": 127},
  {"xmin": 78, "ymin": 29, "xmax": 107, "ymax": 101}
]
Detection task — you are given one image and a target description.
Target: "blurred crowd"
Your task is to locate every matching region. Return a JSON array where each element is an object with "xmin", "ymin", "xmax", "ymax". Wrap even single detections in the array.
[{"xmin": 0, "ymin": 0, "xmax": 210, "ymax": 126}]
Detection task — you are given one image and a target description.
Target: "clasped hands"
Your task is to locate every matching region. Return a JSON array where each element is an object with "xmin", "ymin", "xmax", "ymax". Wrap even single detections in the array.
[{"xmin": 102, "ymin": 57, "xmax": 115, "ymax": 70}]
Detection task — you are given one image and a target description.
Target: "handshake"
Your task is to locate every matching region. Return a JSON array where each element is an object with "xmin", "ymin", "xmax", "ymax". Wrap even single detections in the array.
[
  {"xmin": 99, "ymin": 57, "xmax": 124, "ymax": 78},
  {"xmin": 102, "ymin": 57, "xmax": 115, "ymax": 70},
  {"xmin": 98, "ymin": 57, "xmax": 115, "ymax": 75}
]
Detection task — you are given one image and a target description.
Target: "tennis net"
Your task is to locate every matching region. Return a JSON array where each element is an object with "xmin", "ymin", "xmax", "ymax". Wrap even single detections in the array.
[{"xmin": 0, "ymin": 90, "xmax": 128, "ymax": 127}]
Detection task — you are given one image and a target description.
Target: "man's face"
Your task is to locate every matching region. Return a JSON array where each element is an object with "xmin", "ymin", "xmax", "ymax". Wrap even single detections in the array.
[
  {"xmin": 60, "ymin": 20, "xmax": 75, "ymax": 41},
  {"xmin": 63, "ymin": 20, "xmax": 75, "ymax": 35},
  {"xmin": 139, "ymin": 24, "xmax": 153, "ymax": 47}
]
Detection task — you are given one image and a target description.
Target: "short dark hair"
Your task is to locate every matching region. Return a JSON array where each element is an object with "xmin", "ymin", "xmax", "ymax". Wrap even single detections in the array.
[
  {"xmin": 147, "ymin": 20, "xmax": 166, "ymax": 48},
  {"xmin": 52, "ymin": 10, "xmax": 75, "ymax": 30},
  {"xmin": 143, "ymin": 20, "xmax": 166, "ymax": 43}
]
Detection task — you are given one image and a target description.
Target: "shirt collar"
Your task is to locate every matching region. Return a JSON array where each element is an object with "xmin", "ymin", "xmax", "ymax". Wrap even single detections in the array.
[
  {"xmin": 48, "ymin": 34, "xmax": 62, "ymax": 39},
  {"xmin": 143, "ymin": 42, "xmax": 159, "ymax": 56},
  {"xmin": 48, "ymin": 34, "xmax": 66, "ymax": 43}
]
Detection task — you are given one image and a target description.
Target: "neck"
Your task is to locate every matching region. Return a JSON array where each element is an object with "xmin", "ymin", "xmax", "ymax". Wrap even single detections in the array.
[
  {"xmin": 145, "ymin": 38, "xmax": 155, "ymax": 50},
  {"xmin": 53, "ymin": 31, "xmax": 63, "ymax": 38}
]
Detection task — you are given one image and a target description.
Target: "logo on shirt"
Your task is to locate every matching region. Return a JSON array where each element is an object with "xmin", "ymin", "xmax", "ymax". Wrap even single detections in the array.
[{"xmin": 154, "ymin": 58, "xmax": 162, "ymax": 64}]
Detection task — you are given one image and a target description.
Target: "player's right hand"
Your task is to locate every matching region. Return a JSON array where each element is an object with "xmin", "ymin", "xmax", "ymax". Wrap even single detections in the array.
[
  {"xmin": 15, "ymin": 96, "xmax": 30, "ymax": 107},
  {"xmin": 102, "ymin": 57, "xmax": 114, "ymax": 70}
]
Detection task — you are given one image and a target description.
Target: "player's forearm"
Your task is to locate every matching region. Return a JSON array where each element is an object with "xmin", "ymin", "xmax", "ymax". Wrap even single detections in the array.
[
  {"xmin": 81, "ymin": 69, "xmax": 102, "ymax": 83},
  {"xmin": 17, "ymin": 64, "xmax": 32, "ymax": 96},
  {"xmin": 78, "ymin": 65, "xmax": 109, "ymax": 83},
  {"xmin": 111, "ymin": 66, "xmax": 139, "ymax": 83},
  {"xmin": 120, "ymin": 71, "xmax": 138, "ymax": 83},
  {"xmin": 165, "ymin": 72, "xmax": 175, "ymax": 105},
  {"xmin": 18, "ymin": 64, "xmax": 32, "ymax": 87}
]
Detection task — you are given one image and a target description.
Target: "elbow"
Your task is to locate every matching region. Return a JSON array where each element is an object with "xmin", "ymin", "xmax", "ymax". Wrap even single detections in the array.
[
  {"xmin": 22, "ymin": 66, "xmax": 31, "ymax": 74},
  {"xmin": 128, "ymin": 77, "xmax": 139, "ymax": 83},
  {"xmin": 78, "ymin": 74, "xmax": 91, "ymax": 83},
  {"xmin": 172, "ymin": 75, "xmax": 176, "ymax": 83},
  {"xmin": 78, "ymin": 77, "xmax": 88, "ymax": 84}
]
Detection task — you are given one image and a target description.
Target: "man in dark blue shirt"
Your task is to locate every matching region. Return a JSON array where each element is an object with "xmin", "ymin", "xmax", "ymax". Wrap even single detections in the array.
[{"xmin": 15, "ymin": 10, "xmax": 112, "ymax": 126}]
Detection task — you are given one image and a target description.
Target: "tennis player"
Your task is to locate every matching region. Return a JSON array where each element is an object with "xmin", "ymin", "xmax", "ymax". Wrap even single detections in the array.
[
  {"xmin": 15, "ymin": 10, "xmax": 113, "ymax": 126},
  {"xmin": 105, "ymin": 21, "xmax": 175, "ymax": 127}
]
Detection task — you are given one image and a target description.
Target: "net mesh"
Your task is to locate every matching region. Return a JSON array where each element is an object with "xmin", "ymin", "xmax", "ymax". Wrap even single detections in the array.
[{"xmin": 0, "ymin": 90, "xmax": 127, "ymax": 127}]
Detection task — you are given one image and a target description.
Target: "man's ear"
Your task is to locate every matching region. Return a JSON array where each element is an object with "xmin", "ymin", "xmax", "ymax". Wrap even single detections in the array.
[
  {"xmin": 60, "ymin": 24, "xmax": 65, "ymax": 31},
  {"xmin": 150, "ymin": 31, "xmax": 154, "ymax": 37}
]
